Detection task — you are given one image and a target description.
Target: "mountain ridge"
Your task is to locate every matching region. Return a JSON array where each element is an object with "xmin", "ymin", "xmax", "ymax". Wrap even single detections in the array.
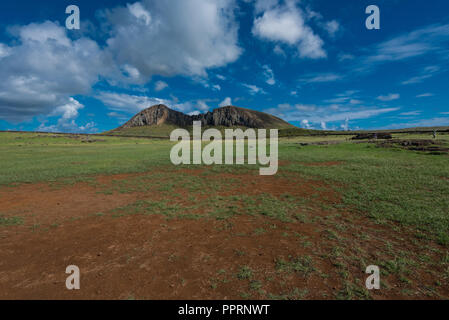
[{"xmin": 115, "ymin": 104, "xmax": 295, "ymax": 132}]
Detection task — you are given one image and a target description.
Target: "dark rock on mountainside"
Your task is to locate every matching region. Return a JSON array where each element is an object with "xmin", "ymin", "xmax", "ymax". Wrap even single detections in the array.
[{"xmin": 118, "ymin": 104, "xmax": 294, "ymax": 130}]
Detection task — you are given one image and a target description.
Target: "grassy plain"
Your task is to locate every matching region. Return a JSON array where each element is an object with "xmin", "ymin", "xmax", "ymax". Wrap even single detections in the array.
[{"xmin": 0, "ymin": 131, "xmax": 448, "ymax": 299}]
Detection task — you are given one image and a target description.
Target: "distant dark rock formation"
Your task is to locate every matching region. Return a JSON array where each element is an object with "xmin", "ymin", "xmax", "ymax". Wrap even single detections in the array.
[
  {"xmin": 352, "ymin": 133, "xmax": 392, "ymax": 140},
  {"xmin": 118, "ymin": 104, "xmax": 294, "ymax": 129}
]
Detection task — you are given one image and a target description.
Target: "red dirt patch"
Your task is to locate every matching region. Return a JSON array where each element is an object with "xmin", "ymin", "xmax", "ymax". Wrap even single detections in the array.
[
  {"xmin": 0, "ymin": 168, "xmax": 447, "ymax": 300},
  {"xmin": 0, "ymin": 179, "xmax": 141, "ymax": 232}
]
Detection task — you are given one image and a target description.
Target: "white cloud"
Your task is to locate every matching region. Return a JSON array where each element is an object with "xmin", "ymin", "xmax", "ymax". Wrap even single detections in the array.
[
  {"xmin": 107, "ymin": 111, "xmax": 128, "ymax": 119},
  {"xmin": 273, "ymin": 44, "xmax": 286, "ymax": 56},
  {"xmin": 359, "ymin": 23, "xmax": 449, "ymax": 71},
  {"xmin": 0, "ymin": 1, "xmax": 244, "ymax": 124},
  {"xmin": 402, "ymin": 74, "xmax": 433, "ymax": 85},
  {"xmin": 324, "ymin": 20, "xmax": 340, "ymax": 37},
  {"xmin": 197, "ymin": 100, "xmax": 210, "ymax": 111},
  {"xmin": 317, "ymin": 108, "xmax": 399, "ymax": 123},
  {"xmin": 96, "ymin": 91, "xmax": 201, "ymax": 115},
  {"xmin": 253, "ymin": 0, "xmax": 279, "ymax": 13},
  {"xmin": 341, "ymin": 118, "xmax": 349, "ymax": 131},
  {"xmin": 320, "ymin": 121, "xmax": 327, "ymax": 130},
  {"xmin": 104, "ymin": 0, "xmax": 242, "ymax": 81},
  {"xmin": 122, "ymin": 65, "xmax": 141, "ymax": 81},
  {"xmin": 301, "ymin": 119, "xmax": 311, "ymax": 129},
  {"xmin": 306, "ymin": 7, "xmax": 341, "ymax": 38},
  {"xmin": 50, "ymin": 98, "xmax": 84, "ymax": 120},
  {"xmin": 337, "ymin": 53, "xmax": 355, "ymax": 62},
  {"xmin": 37, "ymin": 98, "xmax": 97, "ymax": 133},
  {"xmin": 0, "ymin": 43, "xmax": 11, "ymax": 59},
  {"xmin": 266, "ymin": 102, "xmax": 399, "ymax": 126},
  {"xmin": 243, "ymin": 84, "xmax": 266, "ymax": 95},
  {"xmin": 299, "ymin": 72, "xmax": 342, "ymax": 83},
  {"xmin": 263, "ymin": 65, "xmax": 276, "ymax": 85},
  {"xmin": 402, "ymin": 66, "xmax": 441, "ymax": 85},
  {"xmin": 252, "ymin": 0, "xmax": 326, "ymax": 59},
  {"xmin": 155, "ymin": 81, "xmax": 168, "ymax": 92},
  {"xmin": 219, "ymin": 97, "xmax": 232, "ymax": 107},
  {"xmin": 96, "ymin": 92, "xmax": 171, "ymax": 114},
  {"xmin": 416, "ymin": 93, "xmax": 434, "ymax": 98},
  {"xmin": 127, "ymin": 2, "xmax": 152, "ymax": 26},
  {"xmin": 38, "ymin": 121, "xmax": 97, "ymax": 134},
  {"xmin": 192, "ymin": 77, "xmax": 222, "ymax": 92},
  {"xmin": 337, "ymin": 23, "xmax": 449, "ymax": 77},
  {"xmin": 295, "ymin": 104, "xmax": 316, "ymax": 112},
  {"xmin": 377, "ymin": 93, "xmax": 400, "ymax": 102},
  {"xmin": 0, "ymin": 21, "xmax": 109, "ymax": 122},
  {"xmin": 277, "ymin": 103, "xmax": 292, "ymax": 110},
  {"xmin": 325, "ymin": 90, "xmax": 359, "ymax": 103},
  {"xmin": 379, "ymin": 117, "xmax": 449, "ymax": 129},
  {"xmin": 400, "ymin": 111, "xmax": 422, "ymax": 116}
]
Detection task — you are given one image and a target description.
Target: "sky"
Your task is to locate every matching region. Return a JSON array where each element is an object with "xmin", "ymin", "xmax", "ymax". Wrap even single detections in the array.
[{"xmin": 0, "ymin": 0, "xmax": 448, "ymax": 133}]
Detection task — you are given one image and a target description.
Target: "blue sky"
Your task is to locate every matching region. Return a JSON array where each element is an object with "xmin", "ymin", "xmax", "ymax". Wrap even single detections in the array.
[{"xmin": 0, "ymin": 0, "xmax": 448, "ymax": 132}]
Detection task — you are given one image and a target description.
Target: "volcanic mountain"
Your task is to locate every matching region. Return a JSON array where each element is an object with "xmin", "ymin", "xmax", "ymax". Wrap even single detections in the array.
[{"xmin": 109, "ymin": 104, "xmax": 295, "ymax": 137}]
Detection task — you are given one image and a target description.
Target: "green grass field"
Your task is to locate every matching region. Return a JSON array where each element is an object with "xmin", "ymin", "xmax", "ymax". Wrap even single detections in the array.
[
  {"xmin": 1, "ymin": 131, "xmax": 448, "ymax": 299},
  {"xmin": 1, "ymin": 131, "xmax": 448, "ymax": 239}
]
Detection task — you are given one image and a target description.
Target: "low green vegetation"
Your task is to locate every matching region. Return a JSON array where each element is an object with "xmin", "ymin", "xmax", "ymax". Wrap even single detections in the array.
[
  {"xmin": 1, "ymin": 131, "xmax": 448, "ymax": 299},
  {"xmin": 237, "ymin": 266, "xmax": 254, "ymax": 280},
  {"xmin": 0, "ymin": 131, "xmax": 448, "ymax": 241},
  {"xmin": 275, "ymin": 255, "xmax": 315, "ymax": 277},
  {"xmin": 0, "ymin": 132, "xmax": 170, "ymax": 185},
  {"xmin": 0, "ymin": 215, "xmax": 24, "ymax": 226}
]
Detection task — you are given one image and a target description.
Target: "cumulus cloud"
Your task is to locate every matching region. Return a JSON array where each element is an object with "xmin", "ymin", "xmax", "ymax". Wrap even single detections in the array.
[
  {"xmin": 301, "ymin": 119, "xmax": 311, "ymax": 128},
  {"xmin": 273, "ymin": 44, "xmax": 286, "ymax": 56},
  {"xmin": 104, "ymin": 0, "xmax": 242, "ymax": 81},
  {"xmin": 197, "ymin": 100, "xmax": 211, "ymax": 111},
  {"xmin": 0, "ymin": 43, "xmax": 11, "ymax": 59},
  {"xmin": 37, "ymin": 98, "xmax": 97, "ymax": 133},
  {"xmin": 219, "ymin": 97, "xmax": 232, "ymax": 107},
  {"xmin": 341, "ymin": 118, "xmax": 349, "ymax": 131},
  {"xmin": 323, "ymin": 20, "xmax": 340, "ymax": 37},
  {"xmin": 0, "ymin": 21, "xmax": 109, "ymax": 122},
  {"xmin": 96, "ymin": 92, "xmax": 170, "ymax": 114},
  {"xmin": 155, "ymin": 81, "xmax": 168, "ymax": 92},
  {"xmin": 320, "ymin": 121, "xmax": 327, "ymax": 130},
  {"xmin": 252, "ymin": 0, "xmax": 326, "ymax": 59},
  {"xmin": 95, "ymin": 91, "xmax": 203, "ymax": 115},
  {"xmin": 0, "ymin": 1, "xmax": 243, "ymax": 124}
]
